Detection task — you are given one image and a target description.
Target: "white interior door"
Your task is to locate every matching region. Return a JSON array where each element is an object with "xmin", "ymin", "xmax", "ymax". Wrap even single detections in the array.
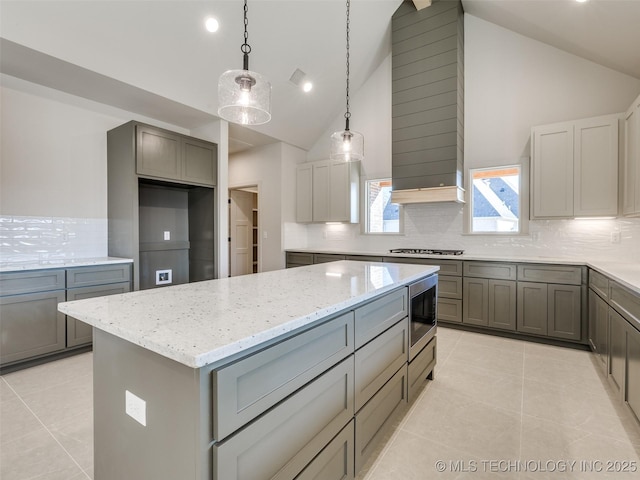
[{"xmin": 229, "ymin": 190, "xmax": 253, "ymax": 276}]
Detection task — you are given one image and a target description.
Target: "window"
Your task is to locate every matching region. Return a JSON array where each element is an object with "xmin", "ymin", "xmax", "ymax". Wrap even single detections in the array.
[
  {"xmin": 365, "ymin": 179, "xmax": 401, "ymax": 234},
  {"xmin": 469, "ymin": 166, "xmax": 521, "ymax": 234}
]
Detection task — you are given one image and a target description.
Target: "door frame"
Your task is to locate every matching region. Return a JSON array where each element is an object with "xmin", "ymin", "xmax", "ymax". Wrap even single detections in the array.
[{"xmin": 228, "ymin": 184, "xmax": 260, "ymax": 276}]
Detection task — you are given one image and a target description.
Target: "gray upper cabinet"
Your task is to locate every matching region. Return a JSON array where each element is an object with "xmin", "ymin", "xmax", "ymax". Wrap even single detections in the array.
[
  {"xmin": 136, "ymin": 124, "xmax": 217, "ymax": 187},
  {"xmin": 296, "ymin": 160, "xmax": 360, "ymax": 223},
  {"xmin": 531, "ymin": 114, "xmax": 619, "ymax": 218},
  {"xmin": 622, "ymin": 92, "xmax": 640, "ymax": 217}
]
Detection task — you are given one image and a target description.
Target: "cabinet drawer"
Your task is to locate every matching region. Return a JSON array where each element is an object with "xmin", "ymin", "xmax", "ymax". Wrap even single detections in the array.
[
  {"xmin": 214, "ymin": 357, "xmax": 354, "ymax": 480},
  {"xmin": 346, "ymin": 255, "xmax": 383, "ymax": 262},
  {"xmin": 354, "ymin": 288, "xmax": 407, "ymax": 349},
  {"xmin": 610, "ymin": 282, "xmax": 640, "ymax": 331},
  {"xmin": 0, "ymin": 269, "xmax": 65, "ymax": 296},
  {"xmin": 589, "ymin": 269, "xmax": 609, "ymax": 300},
  {"xmin": 286, "ymin": 252, "xmax": 314, "ymax": 267},
  {"xmin": 213, "ymin": 312, "xmax": 354, "ymax": 440},
  {"xmin": 66, "ymin": 264, "xmax": 132, "ymax": 288},
  {"xmin": 517, "ymin": 264, "xmax": 584, "ymax": 285},
  {"xmin": 314, "ymin": 254, "xmax": 346, "ymax": 264},
  {"xmin": 354, "ymin": 319, "xmax": 408, "ymax": 412},
  {"xmin": 438, "ymin": 298, "xmax": 462, "ymax": 323},
  {"xmin": 408, "ymin": 336, "xmax": 436, "ymax": 401},
  {"xmin": 295, "ymin": 420, "xmax": 354, "ymax": 480},
  {"xmin": 383, "ymin": 257, "xmax": 462, "ymax": 276},
  {"xmin": 464, "ymin": 261, "xmax": 516, "ymax": 280},
  {"xmin": 0, "ymin": 290, "xmax": 66, "ymax": 364},
  {"xmin": 355, "ymin": 364, "xmax": 407, "ymax": 472},
  {"xmin": 439, "ymin": 275, "xmax": 462, "ymax": 299}
]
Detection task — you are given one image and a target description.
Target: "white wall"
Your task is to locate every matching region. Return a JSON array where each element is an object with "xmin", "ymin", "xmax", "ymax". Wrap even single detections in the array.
[{"xmin": 293, "ymin": 14, "xmax": 640, "ymax": 262}]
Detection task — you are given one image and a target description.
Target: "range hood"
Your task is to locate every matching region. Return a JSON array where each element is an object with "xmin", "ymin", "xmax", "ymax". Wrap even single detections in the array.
[{"xmin": 390, "ymin": 0, "xmax": 465, "ymax": 205}]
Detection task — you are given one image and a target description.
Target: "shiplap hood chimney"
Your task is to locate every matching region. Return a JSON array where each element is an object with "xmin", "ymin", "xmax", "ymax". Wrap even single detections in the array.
[{"xmin": 391, "ymin": 0, "xmax": 465, "ymax": 205}]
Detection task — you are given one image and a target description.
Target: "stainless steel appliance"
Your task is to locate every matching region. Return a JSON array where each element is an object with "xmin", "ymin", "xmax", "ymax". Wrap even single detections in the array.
[
  {"xmin": 408, "ymin": 274, "xmax": 438, "ymax": 361},
  {"xmin": 390, "ymin": 248, "xmax": 464, "ymax": 255}
]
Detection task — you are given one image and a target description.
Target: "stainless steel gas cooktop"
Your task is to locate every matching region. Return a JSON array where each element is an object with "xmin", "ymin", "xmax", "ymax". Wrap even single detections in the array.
[{"xmin": 389, "ymin": 248, "xmax": 464, "ymax": 255}]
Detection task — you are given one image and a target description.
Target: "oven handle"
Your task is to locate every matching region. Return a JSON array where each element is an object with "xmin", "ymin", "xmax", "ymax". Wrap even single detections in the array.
[{"xmin": 409, "ymin": 274, "xmax": 438, "ymax": 298}]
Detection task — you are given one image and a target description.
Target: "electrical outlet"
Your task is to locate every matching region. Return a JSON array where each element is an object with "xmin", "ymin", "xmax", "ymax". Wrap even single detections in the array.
[
  {"xmin": 125, "ymin": 390, "xmax": 146, "ymax": 426},
  {"xmin": 156, "ymin": 269, "xmax": 172, "ymax": 285},
  {"xmin": 163, "ymin": 231, "xmax": 171, "ymax": 241},
  {"xmin": 611, "ymin": 231, "xmax": 621, "ymax": 244}
]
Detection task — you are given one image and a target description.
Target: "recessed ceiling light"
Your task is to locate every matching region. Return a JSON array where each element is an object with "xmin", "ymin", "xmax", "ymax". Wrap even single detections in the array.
[
  {"xmin": 302, "ymin": 81, "xmax": 313, "ymax": 93},
  {"xmin": 289, "ymin": 68, "xmax": 313, "ymax": 93},
  {"xmin": 575, "ymin": 0, "xmax": 588, "ymax": 3},
  {"xmin": 205, "ymin": 17, "xmax": 219, "ymax": 33}
]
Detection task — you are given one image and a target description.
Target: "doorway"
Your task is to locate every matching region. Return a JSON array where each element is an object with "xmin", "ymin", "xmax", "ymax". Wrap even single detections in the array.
[{"xmin": 229, "ymin": 187, "xmax": 259, "ymax": 277}]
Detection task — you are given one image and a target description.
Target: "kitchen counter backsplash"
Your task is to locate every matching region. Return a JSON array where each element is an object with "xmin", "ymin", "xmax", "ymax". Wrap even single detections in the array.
[
  {"xmin": 0, "ymin": 215, "xmax": 107, "ymax": 267},
  {"xmin": 298, "ymin": 203, "xmax": 640, "ymax": 263}
]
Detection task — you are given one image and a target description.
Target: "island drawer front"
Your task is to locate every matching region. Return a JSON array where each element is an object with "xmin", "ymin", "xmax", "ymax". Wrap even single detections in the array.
[
  {"xmin": 464, "ymin": 261, "xmax": 517, "ymax": 280},
  {"xmin": 66, "ymin": 264, "xmax": 131, "ymax": 288},
  {"xmin": 295, "ymin": 420, "xmax": 355, "ymax": 480},
  {"xmin": 609, "ymin": 282, "xmax": 640, "ymax": 331},
  {"xmin": 408, "ymin": 336, "xmax": 436, "ymax": 402},
  {"xmin": 517, "ymin": 264, "xmax": 584, "ymax": 285},
  {"xmin": 286, "ymin": 252, "xmax": 314, "ymax": 267},
  {"xmin": 314, "ymin": 254, "xmax": 346, "ymax": 264},
  {"xmin": 439, "ymin": 275, "xmax": 462, "ymax": 299},
  {"xmin": 354, "ymin": 319, "xmax": 408, "ymax": 412},
  {"xmin": 346, "ymin": 255, "xmax": 383, "ymax": 262},
  {"xmin": 213, "ymin": 311, "xmax": 354, "ymax": 440},
  {"xmin": 354, "ymin": 288, "xmax": 407, "ymax": 349},
  {"xmin": 214, "ymin": 357, "xmax": 354, "ymax": 480},
  {"xmin": 589, "ymin": 269, "xmax": 609, "ymax": 300},
  {"xmin": 0, "ymin": 269, "xmax": 65, "ymax": 296},
  {"xmin": 438, "ymin": 298, "xmax": 462, "ymax": 323},
  {"xmin": 355, "ymin": 364, "xmax": 408, "ymax": 472},
  {"xmin": 382, "ymin": 257, "xmax": 462, "ymax": 276}
]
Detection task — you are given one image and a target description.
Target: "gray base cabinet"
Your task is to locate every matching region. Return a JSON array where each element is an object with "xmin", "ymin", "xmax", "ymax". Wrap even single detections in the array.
[
  {"xmin": 547, "ymin": 284, "xmax": 582, "ymax": 341},
  {"xmin": 517, "ymin": 282, "xmax": 548, "ymax": 335},
  {"xmin": 463, "ymin": 278, "xmax": 488, "ymax": 326},
  {"xmin": 296, "ymin": 421, "xmax": 355, "ymax": 480},
  {"xmin": 488, "ymin": 280, "xmax": 516, "ymax": 331},
  {"xmin": 408, "ymin": 336, "xmax": 436, "ymax": 401},
  {"xmin": 588, "ymin": 289, "xmax": 609, "ymax": 374},
  {"xmin": 609, "ymin": 307, "xmax": 627, "ymax": 399},
  {"xmin": 626, "ymin": 325, "xmax": 640, "ymax": 422}
]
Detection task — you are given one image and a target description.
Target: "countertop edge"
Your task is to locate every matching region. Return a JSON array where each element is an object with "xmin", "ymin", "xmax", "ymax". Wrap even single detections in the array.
[{"xmin": 0, "ymin": 257, "xmax": 134, "ymax": 273}]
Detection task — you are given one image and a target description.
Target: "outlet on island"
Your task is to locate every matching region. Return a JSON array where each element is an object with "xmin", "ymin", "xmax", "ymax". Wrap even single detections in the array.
[{"xmin": 155, "ymin": 269, "xmax": 172, "ymax": 285}]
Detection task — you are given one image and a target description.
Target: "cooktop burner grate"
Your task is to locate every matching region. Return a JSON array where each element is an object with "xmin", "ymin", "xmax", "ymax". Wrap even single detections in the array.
[{"xmin": 389, "ymin": 248, "xmax": 464, "ymax": 255}]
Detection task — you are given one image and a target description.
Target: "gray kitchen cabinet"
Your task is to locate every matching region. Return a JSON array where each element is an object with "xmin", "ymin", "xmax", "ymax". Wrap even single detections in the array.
[
  {"xmin": 136, "ymin": 124, "xmax": 217, "ymax": 187},
  {"xmin": 296, "ymin": 160, "xmax": 360, "ymax": 223},
  {"xmin": 462, "ymin": 262, "xmax": 516, "ymax": 331},
  {"xmin": 463, "ymin": 261, "xmax": 517, "ymax": 281},
  {"xmin": 408, "ymin": 336, "xmax": 436, "ymax": 401},
  {"xmin": 517, "ymin": 282, "xmax": 548, "ymax": 336},
  {"xmin": 345, "ymin": 255, "xmax": 384, "ymax": 262},
  {"xmin": 295, "ymin": 421, "xmax": 354, "ymax": 480},
  {"xmin": 0, "ymin": 290, "xmax": 66, "ymax": 365},
  {"xmin": 488, "ymin": 280, "xmax": 517, "ymax": 331},
  {"xmin": 314, "ymin": 253, "xmax": 346, "ymax": 264},
  {"xmin": 517, "ymin": 264, "xmax": 584, "ymax": 285},
  {"xmin": 609, "ymin": 308, "xmax": 626, "ymax": 399},
  {"xmin": 286, "ymin": 252, "xmax": 314, "ymax": 268},
  {"xmin": 354, "ymin": 288, "xmax": 407, "ymax": 349},
  {"xmin": 588, "ymin": 288, "xmax": 609, "ymax": 374},
  {"xmin": 463, "ymin": 277, "xmax": 488, "ymax": 326},
  {"xmin": 547, "ymin": 284, "xmax": 582, "ymax": 341},
  {"xmin": 626, "ymin": 323, "xmax": 640, "ymax": 422},
  {"xmin": 622, "ymin": 92, "xmax": 640, "ymax": 216},
  {"xmin": 531, "ymin": 114, "xmax": 619, "ymax": 218},
  {"xmin": 589, "ymin": 269, "xmax": 609, "ymax": 300}
]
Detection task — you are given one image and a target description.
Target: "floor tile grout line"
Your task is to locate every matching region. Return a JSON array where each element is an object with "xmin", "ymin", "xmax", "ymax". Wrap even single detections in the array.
[
  {"xmin": 1, "ymin": 376, "xmax": 92, "ymax": 479},
  {"xmin": 519, "ymin": 345, "xmax": 525, "ymax": 465}
]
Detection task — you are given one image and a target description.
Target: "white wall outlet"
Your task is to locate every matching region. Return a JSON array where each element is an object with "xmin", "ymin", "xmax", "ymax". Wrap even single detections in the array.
[
  {"xmin": 611, "ymin": 231, "xmax": 621, "ymax": 244},
  {"xmin": 125, "ymin": 390, "xmax": 146, "ymax": 426},
  {"xmin": 263, "ymin": 230, "xmax": 268, "ymax": 239},
  {"xmin": 531, "ymin": 231, "xmax": 540, "ymax": 243},
  {"xmin": 163, "ymin": 231, "xmax": 170, "ymax": 241},
  {"xmin": 156, "ymin": 269, "xmax": 172, "ymax": 285}
]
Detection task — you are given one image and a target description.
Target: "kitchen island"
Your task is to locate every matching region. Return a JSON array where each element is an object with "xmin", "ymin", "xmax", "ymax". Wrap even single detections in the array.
[{"xmin": 58, "ymin": 260, "xmax": 439, "ymax": 480}]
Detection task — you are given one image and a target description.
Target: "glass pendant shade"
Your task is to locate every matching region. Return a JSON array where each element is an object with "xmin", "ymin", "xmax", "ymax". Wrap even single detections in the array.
[
  {"xmin": 218, "ymin": 69, "xmax": 272, "ymax": 125},
  {"xmin": 330, "ymin": 128, "xmax": 364, "ymax": 162}
]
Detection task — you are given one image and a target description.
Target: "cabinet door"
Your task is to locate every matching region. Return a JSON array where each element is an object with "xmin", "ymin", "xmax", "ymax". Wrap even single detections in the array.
[
  {"xmin": 463, "ymin": 277, "xmax": 488, "ymax": 326},
  {"xmin": 609, "ymin": 308, "xmax": 626, "ymax": 398},
  {"xmin": 312, "ymin": 162, "xmax": 330, "ymax": 222},
  {"xmin": 517, "ymin": 282, "xmax": 548, "ymax": 336},
  {"xmin": 136, "ymin": 125, "xmax": 181, "ymax": 180},
  {"xmin": 0, "ymin": 291, "xmax": 66, "ymax": 364},
  {"xmin": 547, "ymin": 284, "xmax": 581, "ymax": 341},
  {"xmin": 66, "ymin": 282, "xmax": 131, "ymax": 348},
  {"xmin": 296, "ymin": 164, "xmax": 313, "ymax": 223},
  {"xmin": 574, "ymin": 116, "xmax": 618, "ymax": 216},
  {"xmin": 531, "ymin": 123, "xmax": 574, "ymax": 218},
  {"xmin": 589, "ymin": 289, "xmax": 609, "ymax": 374},
  {"xmin": 329, "ymin": 161, "xmax": 351, "ymax": 222},
  {"xmin": 626, "ymin": 324, "xmax": 640, "ymax": 422},
  {"xmin": 488, "ymin": 280, "xmax": 516, "ymax": 331},
  {"xmin": 182, "ymin": 137, "xmax": 216, "ymax": 186},
  {"xmin": 623, "ymin": 98, "xmax": 640, "ymax": 216}
]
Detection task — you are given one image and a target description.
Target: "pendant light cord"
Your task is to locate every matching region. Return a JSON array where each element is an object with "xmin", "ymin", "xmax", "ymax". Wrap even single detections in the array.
[
  {"xmin": 241, "ymin": 0, "xmax": 251, "ymax": 70},
  {"xmin": 344, "ymin": 0, "xmax": 351, "ymax": 129}
]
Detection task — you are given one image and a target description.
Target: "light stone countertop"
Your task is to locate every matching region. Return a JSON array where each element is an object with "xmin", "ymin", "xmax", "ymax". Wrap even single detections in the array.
[
  {"xmin": 286, "ymin": 249, "xmax": 640, "ymax": 295},
  {"xmin": 58, "ymin": 261, "xmax": 439, "ymax": 369},
  {"xmin": 0, "ymin": 256, "xmax": 133, "ymax": 273}
]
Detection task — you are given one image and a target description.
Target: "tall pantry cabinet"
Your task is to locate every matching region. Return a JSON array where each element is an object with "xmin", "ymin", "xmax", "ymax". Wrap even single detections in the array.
[{"xmin": 623, "ymin": 93, "xmax": 640, "ymax": 216}]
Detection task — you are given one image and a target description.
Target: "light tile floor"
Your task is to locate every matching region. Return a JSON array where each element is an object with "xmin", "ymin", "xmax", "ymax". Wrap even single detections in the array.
[{"xmin": 1, "ymin": 327, "xmax": 639, "ymax": 479}]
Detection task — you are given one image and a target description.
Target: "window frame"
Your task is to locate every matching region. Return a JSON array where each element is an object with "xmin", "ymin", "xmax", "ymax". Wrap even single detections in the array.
[{"xmin": 362, "ymin": 178, "xmax": 404, "ymax": 235}]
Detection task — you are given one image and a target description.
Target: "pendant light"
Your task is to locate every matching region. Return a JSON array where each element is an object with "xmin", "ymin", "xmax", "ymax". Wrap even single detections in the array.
[
  {"xmin": 330, "ymin": 0, "xmax": 363, "ymax": 162},
  {"xmin": 218, "ymin": 0, "xmax": 271, "ymax": 125}
]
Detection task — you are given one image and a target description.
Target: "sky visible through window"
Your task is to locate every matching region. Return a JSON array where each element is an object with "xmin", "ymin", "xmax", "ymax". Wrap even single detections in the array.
[{"xmin": 471, "ymin": 166, "xmax": 520, "ymax": 233}]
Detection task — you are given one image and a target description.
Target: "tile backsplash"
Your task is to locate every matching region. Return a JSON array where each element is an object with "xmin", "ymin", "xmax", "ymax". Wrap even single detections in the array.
[
  {"xmin": 0, "ymin": 215, "xmax": 107, "ymax": 266},
  {"xmin": 302, "ymin": 203, "xmax": 640, "ymax": 262}
]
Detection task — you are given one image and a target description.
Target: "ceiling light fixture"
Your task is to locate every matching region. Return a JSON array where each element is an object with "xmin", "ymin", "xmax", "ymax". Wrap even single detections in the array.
[
  {"xmin": 289, "ymin": 68, "xmax": 313, "ymax": 93},
  {"xmin": 575, "ymin": 0, "xmax": 588, "ymax": 3},
  {"xmin": 205, "ymin": 17, "xmax": 219, "ymax": 33},
  {"xmin": 217, "ymin": 0, "xmax": 271, "ymax": 125},
  {"xmin": 330, "ymin": 0, "xmax": 363, "ymax": 162}
]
